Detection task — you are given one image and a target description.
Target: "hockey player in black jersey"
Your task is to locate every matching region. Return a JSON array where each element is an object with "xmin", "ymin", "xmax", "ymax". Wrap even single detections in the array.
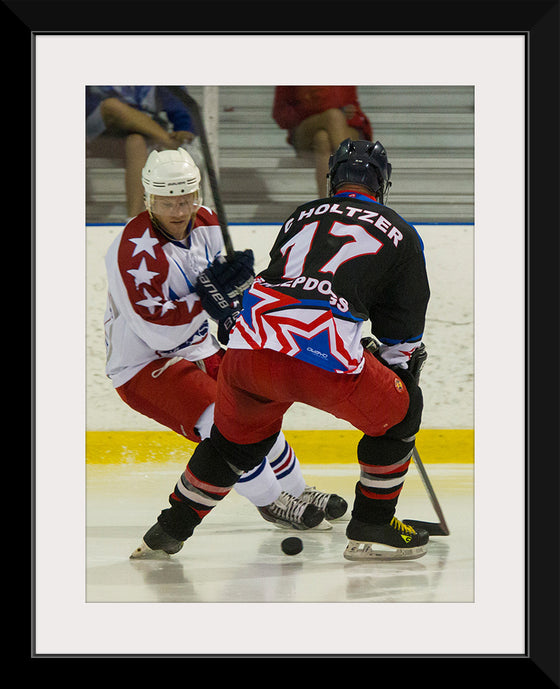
[{"xmin": 132, "ymin": 139, "xmax": 432, "ymax": 561}]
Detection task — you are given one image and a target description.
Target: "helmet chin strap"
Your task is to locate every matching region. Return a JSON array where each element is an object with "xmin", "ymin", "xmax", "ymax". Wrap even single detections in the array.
[{"xmin": 380, "ymin": 180, "xmax": 392, "ymax": 205}]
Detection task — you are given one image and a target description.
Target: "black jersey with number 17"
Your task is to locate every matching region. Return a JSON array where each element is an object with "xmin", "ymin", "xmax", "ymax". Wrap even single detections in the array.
[{"xmin": 228, "ymin": 191, "xmax": 430, "ymax": 374}]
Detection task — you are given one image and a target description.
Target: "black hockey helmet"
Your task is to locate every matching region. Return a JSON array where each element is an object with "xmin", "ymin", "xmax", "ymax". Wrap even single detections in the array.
[{"xmin": 327, "ymin": 139, "xmax": 392, "ymax": 203}]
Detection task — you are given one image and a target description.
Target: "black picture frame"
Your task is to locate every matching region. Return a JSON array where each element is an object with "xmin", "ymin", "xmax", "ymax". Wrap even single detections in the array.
[{"xmin": 22, "ymin": 0, "xmax": 558, "ymax": 682}]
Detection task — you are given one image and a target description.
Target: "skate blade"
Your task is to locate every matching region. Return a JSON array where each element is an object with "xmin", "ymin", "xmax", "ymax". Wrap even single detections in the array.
[
  {"xmin": 343, "ymin": 539, "xmax": 428, "ymax": 561},
  {"xmin": 129, "ymin": 540, "xmax": 172, "ymax": 560}
]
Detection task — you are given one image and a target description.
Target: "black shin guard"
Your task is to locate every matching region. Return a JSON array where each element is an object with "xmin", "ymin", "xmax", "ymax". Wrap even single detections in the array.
[
  {"xmin": 157, "ymin": 501, "xmax": 202, "ymax": 542},
  {"xmin": 353, "ymin": 435, "xmax": 416, "ymax": 524},
  {"xmin": 350, "ymin": 362, "xmax": 424, "ymax": 524},
  {"xmin": 156, "ymin": 427, "xmax": 280, "ymax": 542}
]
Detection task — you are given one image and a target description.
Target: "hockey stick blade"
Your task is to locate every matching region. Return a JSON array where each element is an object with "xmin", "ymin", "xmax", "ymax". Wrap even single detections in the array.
[{"xmin": 165, "ymin": 86, "xmax": 235, "ymax": 259}]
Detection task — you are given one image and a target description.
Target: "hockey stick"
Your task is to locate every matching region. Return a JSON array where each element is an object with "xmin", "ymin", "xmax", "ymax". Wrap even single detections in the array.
[
  {"xmin": 165, "ymin": 86, "xmax": 235, "ymax": 259},
  {"xmin": 362, "ymin": 336, "xmax": 450, "ymax": 536},
  {"xmin": 404, "ymin": 345, "xmax": 450, "ymax": 536},
  {"xmin": 404, "ymin": 447, "xmax": 450, "ymax": 536}
]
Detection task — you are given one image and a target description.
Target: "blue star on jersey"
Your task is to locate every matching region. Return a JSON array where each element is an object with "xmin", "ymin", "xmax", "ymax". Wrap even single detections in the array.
[{"xmin": 291, "ymin": 328, "xmax": 347, "ymax": 372}]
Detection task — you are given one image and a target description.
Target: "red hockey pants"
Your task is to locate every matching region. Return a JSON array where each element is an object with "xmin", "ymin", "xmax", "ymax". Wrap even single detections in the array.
[{"xmin": 214, "ymin": 348, "xmax": 409, "ymax": 445}]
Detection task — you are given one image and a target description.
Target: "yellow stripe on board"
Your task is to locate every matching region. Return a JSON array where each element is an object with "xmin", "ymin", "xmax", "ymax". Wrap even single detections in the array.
[
  {"xmin": 86, "ymin": 429, "xmax": 473, "ymax": 465},
  {"xmin": 284, "ymin": 429, "xmax": 473, "ymax": 464}
]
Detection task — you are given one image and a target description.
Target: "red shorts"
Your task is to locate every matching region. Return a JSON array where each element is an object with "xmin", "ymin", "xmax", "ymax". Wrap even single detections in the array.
[
  {"xmin": 214, "ymin": 349, "xmax": 409, "ymax": 444},
  {"xmin": 116, "ymin": 351, "xmax": 224, "ymax": 443}
]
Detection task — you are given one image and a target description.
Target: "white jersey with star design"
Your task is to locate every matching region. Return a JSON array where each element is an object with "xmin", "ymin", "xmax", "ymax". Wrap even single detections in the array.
[{"xmin": 104, "ymin": 208, "xmax": 224, "ymax": 388}]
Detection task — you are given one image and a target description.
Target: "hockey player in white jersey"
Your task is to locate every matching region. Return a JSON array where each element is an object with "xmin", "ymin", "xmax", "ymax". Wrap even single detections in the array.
[{"xmin": 104, "ymin": 147, "xmax": 347, "ymax": 532}]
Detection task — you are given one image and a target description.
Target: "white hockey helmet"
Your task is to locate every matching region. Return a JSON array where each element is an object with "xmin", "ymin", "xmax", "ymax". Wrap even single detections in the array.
[{"xmin": 142, "ymin": 147, "xmax": 202, "ymax": 201}]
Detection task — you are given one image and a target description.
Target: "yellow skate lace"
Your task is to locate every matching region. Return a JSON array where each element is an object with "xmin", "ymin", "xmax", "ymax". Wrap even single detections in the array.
[{"xmin": 390, "ymin": 517, "xmax": 416, "ymax": 535}]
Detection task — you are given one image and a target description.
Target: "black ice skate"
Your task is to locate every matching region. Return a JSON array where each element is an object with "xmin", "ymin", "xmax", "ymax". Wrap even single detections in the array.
[
  {"xmin": 130, "ymin": 522, "xmax": 184, "ymax": 559},
  {"xmin": 299, "ymin": 485, "xmax": 348, "ymax": 521},
  {"xmin": 344, "ymin": 516, "xmax": 429, "ymax": 561},
  {"xmin": 257, "ymin": 491, "xmax": 325, "ymax": 530}
]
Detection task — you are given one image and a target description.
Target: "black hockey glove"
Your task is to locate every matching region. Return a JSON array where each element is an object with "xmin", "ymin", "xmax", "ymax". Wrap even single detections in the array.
[
  {"xmin": 407, "ymin": 343, "xmax": 427, "ymax": 384},
  {"xmin": 361, "ymin": 338, "xmax": 426, "ymax": 439},
  {"xmin": 217, "ymin": 299, "xmax": 242, "ymax": 345},
  {"xmin": 361, "ymin": 336, "xmax": 381, "ymax": 357},
  {"xmin": 195, "ymin": 250, "xmax": 255, "ymax": 321}
]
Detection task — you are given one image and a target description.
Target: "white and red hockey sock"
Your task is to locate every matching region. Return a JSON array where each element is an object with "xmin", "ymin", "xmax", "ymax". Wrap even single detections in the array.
[{"xmin": 234, "ymin": 432, "xmax": 305, "ymax": 506}]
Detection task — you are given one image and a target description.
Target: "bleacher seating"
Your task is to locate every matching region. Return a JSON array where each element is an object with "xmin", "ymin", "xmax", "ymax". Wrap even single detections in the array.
[{"xmin": 86, "ymin": 85, "xmax": 473, "ymax": 225}]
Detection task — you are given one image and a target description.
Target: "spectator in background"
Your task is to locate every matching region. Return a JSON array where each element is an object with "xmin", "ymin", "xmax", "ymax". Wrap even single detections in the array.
[
  {"xmin": 86, "ymin": 86, "xmax": 197, "ymax": 218},
  {"xmin": 272, "ymin": 86, "xmax": 373, "ymax": 197}
]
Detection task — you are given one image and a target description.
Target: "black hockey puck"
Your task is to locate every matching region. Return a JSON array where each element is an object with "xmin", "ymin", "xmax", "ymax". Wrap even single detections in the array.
[{"xmin": 281, "ymin": 537, "xmax": 303, "ymax": 555}]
